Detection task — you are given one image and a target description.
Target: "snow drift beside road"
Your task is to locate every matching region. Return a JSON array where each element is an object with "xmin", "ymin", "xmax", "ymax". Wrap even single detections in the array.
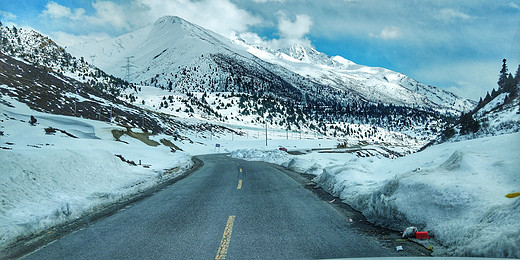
[
  {"xmin": 231, "ymin": 133, "xmax": 520, "ymax": 258},
  {"xmin": 0, "ymin": 97, "xmax": 193, "ymax": 249}
]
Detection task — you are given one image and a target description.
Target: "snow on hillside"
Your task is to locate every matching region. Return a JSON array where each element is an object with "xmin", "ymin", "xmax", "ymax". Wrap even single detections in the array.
[
  {"xmin": 0, "ymin": 25, "xmax": 127, "ymax": 90},
  {"xmin": 475, "ymin": 94, "xmax": 520, "ymax": 136},
  {"xmin": 241, "ymin": 42, "xmax": 475, "ymax": 115},
  {"xmin": 67, "ymin": 15, "xmax": 474, "ymax": 116},
  {"xmin": 0, "ymin": 95, "xmax": 193, "ymax": 249},
  {"xmin": 231, "ymin": 132, "xmax": 520, "ymax": 258},
  {"xmin": 120, "ymin": 85, "xmax": 428, "ymax": 149},
  {"xmin": 67, "ymin": 15, "xmax": 249, "ymax": 85}
]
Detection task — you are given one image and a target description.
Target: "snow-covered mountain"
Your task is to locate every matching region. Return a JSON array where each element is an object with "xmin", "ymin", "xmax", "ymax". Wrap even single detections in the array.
[
  {"xmin": 0, "ymin": 25, "xmax": 128, "ymax": 96},
  {"xmin": 245, "ymin": 43, "xmax": 474, "ymax": 113},
  {"xmin": 68, "ymin": 15, "xmax": 474, "ymax": 116},
  {"xmin": 0, "ymin": 24, "xmax": 238, "ymax": 140}
]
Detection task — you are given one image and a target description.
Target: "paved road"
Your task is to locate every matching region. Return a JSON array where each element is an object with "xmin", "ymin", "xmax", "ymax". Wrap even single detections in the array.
[{"xmin": 24, "ymin": 154, "xmax": 415, "ymax": 259}]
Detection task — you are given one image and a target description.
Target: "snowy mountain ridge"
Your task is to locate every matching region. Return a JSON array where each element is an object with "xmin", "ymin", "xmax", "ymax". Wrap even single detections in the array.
[
  {"xmin": 243, "ymin": 41, "xmax": 475, "ymax": 114},
  {"xmin": 0, "ymin": 21, "xmax": 436, "ymax": 143},
  {"xmin": 0, "ymin": 25, "xmax": 128, "ymax": 97},
  {"xmin": 68, "ymin": 15, "xmax": 474, "ymax": 116}
]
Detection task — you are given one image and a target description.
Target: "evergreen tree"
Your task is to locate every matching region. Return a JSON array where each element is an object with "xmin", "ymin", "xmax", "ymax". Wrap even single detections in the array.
[
  {"xmin": 484, "ymin": 92, "xmax": 492, "ymax": 102},
  {"xmin": 505, "ymin": 73, "xmax": 516, "ymax": 95},
  {"xmin": 459, "ymin": 113, "xmax": 480, "ymax": 135},
  {"xmin": 498, "ymin": 58, "xmax": 508, "ymax": 90},
  {"xmin": 515, "ymin": 64, "xmax": 520, "ymax": 85},
  {"xmin": 491, "ymin": 88, "xmax": 498, "ymax": 98}
]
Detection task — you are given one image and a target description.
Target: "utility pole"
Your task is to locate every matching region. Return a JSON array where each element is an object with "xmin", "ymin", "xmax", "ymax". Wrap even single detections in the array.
[
  {"xmin": 265, "ymin": 120, "xmax": 268, "ymax": 146},
  {"xmin": 90, "ymin": 54, "xmax": 96, "ymax": 64},
  {"xmin": 74, "ymin": 89, "xmax": 78, "ymax": 117},
  {"xmin": 264, "ymin": 111, "xmax": 268, "ymax": 146},
  {"xmin": 122, "ymin": 56, "xmax": 136, "ymax": 82}
]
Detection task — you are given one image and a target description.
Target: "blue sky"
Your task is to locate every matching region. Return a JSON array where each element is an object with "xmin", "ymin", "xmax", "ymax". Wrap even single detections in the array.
[{"xmin": 1, "ymin": 0, "xmax": 519, "ymax": 100}]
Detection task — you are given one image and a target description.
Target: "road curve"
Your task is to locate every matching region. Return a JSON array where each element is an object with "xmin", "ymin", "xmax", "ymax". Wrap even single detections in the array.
[{"xmin": 23, "ymin": 154, "xmax": 420, "ymax": 259}]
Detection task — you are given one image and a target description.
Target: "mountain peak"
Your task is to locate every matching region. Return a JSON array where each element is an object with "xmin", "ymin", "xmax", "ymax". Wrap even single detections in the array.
[
  {"xmin": 276, "ymin": 43, "xmax": 357, "ymax": 69},
  {"xmin": 154, "ymin": 15, "xmax": 187, "ymax": 26},
  {"xmin": 277, "ymin": 44, "xmax": 317, "ymax": 63}
]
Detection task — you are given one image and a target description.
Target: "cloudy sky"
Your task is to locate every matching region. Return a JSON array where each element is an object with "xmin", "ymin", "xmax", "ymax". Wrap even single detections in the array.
[{"xmin": 1, "ymin": 0, "xmax": 519, "ymax": 100}]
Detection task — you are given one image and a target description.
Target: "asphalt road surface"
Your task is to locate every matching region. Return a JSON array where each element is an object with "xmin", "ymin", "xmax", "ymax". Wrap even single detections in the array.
[{"xmin": 23, "ymin": 154, "xmax": 427, "ymax": 259}]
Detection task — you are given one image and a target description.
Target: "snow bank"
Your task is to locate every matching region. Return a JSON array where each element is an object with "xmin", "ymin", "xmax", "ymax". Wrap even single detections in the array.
[
  {"xmin": 0, "ymin": 98, "xmax": 193, "ymax": 249},
  {"xmin": 230, "ymin": 149, "xmax": 293, "ymax": 166},
  {"xmin": 231, "ymin": 133, "xmax": 520, "ymax": 258}
]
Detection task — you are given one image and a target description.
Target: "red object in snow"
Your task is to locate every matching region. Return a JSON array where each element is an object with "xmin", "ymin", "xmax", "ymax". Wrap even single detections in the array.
[{"xmin": 415, "ymin": 231, "xmax": 430, "ymax": 239}]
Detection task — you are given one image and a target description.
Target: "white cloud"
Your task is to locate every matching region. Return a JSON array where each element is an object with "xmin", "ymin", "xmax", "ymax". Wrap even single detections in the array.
[
  {"xmin": 278, "ymin": 13, "xmax": 313, "ymax": 41},
  {"xmin": 235, "ymin": 32, "xmax": 266, "ymax": 45},
  {"xmin": 508, "ymin": 2, "xmax": 520, "ymax": 10},
  {"xmin": 369, "ymin": 26, "xmax": 401, "ymax": 40},
  {"xmin": 42, "ymin": 1, "xmax": 85, "ymax": 20},
  {"xmin": 0, "ymin": 10, "xmax": 17, "ymax": 21},
  {"xmin": 41, "ymin": 1, "xmax": 129, "ymax": 30},
  {"xmin": 133, "ymin": 0, "xmax": 261, "ymax": 38},
  {"xmin": 237, "ymin": 12, "xmax": 314, "ymax": 50},
  {"xmin": 89, "ymin": 1, "xmax": 129, "ymax": 30},
  {"xmin": 435, "ymin": 8, "xmax": 472, "ymax": 22}
]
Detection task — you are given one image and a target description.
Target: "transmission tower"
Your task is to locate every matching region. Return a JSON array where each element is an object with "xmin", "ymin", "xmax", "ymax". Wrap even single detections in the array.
[{"xmin": 122, "ymin": 56, "xmax": 136, "ymax": 82}]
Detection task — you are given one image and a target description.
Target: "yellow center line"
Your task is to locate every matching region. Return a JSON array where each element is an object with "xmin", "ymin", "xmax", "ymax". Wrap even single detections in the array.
[
  {"xmin": 215, "ymin": 215, "xmax": 236, "ymax": 260},
  {"xmin": 237, "ymin": 180, "xmax": 242, "ymax": 189},
  {"xmin": 239, "ymin": 168, "xmax": 242, "ymax": 173}
]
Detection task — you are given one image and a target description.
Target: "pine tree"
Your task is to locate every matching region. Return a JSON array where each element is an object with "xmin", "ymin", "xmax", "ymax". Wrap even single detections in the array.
[
  {"xmin": 498, "ymin": 58, "xmax": 508, "ymax": 90},
  {"xmin": 491, "ymin": 88, "xmax": 498, "ymax": 98},
  {"xmin": 460, "ymin": 113, "xmax": 480, "ymax": 135},
  {"xmin": 505, "ymin": 73, "xmax": 516, "ymax": 95}
]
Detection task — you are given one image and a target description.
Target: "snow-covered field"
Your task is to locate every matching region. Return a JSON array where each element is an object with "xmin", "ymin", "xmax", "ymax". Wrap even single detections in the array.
[
  {"xmin": 0, "ymin": 97, "xmax": 193, "ymax": 248},
  {"xmin": 231, "ymin": 132, "xmax": 520, "ymax": 258}
]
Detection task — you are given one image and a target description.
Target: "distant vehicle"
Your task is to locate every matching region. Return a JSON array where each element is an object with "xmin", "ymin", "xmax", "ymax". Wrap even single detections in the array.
[{"xmin": 279, "ymin": 147, "xmax": 287, "ymax": 152}]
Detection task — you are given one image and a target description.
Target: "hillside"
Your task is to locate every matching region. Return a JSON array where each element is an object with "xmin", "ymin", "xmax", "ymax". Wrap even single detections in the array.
[
  {"xmin": 244, "ymin": 43, "xmax": 475, "ymax": 115},
  {"xmin": 0, "ymin": 25, "xmax": 127, "ymax": 97},
  {"xmin": 435, "ymin": 62, "xmax": 520, "ymax": 143},
  {"xmin": 67, "ymin": 16, "xmax": 474, "ymax": 138}
]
